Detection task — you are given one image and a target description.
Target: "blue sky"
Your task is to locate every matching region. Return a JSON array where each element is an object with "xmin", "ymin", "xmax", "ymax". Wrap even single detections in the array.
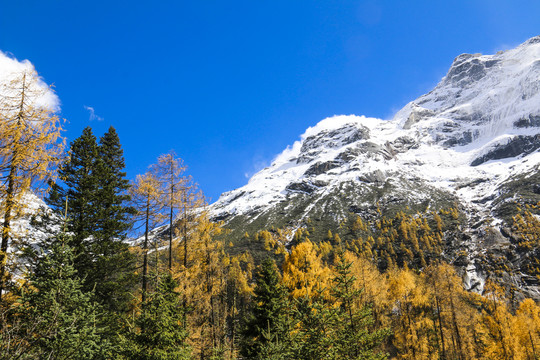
[{"xmin": 2, "ymin": 1, "xmax": 540, "ymax": 202}]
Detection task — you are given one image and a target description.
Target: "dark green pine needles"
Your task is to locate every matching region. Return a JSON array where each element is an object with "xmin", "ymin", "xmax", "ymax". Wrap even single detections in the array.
[
  {"xmin": 121, "ymin": 273, "xmax": 191, "ymax": 360},
  {"xmin": 240, "ymin": 258, "xmax": 295, "ymax": 360},
  {"xmin": 15, "ymin": 234, "xmax": 105, "ymax": 359},
  {"xmin": 46, "ymin": 126, "xmax": 136, "ymax": 313}
]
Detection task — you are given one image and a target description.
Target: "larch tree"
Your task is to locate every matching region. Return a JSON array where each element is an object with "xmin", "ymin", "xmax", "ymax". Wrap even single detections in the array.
[
  {"xmin": 181, "ymin": 209, "xmax": 228, "ymax": 359},
  {"xmin": 151, "ymin": 151, "xmax": 187, "ymax": 271},
  {"xmin": 0, "ymin": 70, "xmax": 64, "ymax": 301},
  {"xmin": 425, "ymin": 263, "xmax": 478, "ymax": 360},
  {"xmin": 387, "ymin": 266, "xmax": 434, "ymax": 359},
  {"xmin": 281, "ymin": 239, "xmax": 333, "ymax": 299},
  {"xmin": 479, "ymin": 281, "xmax": 518, "ymax": 360},
  {"xmin": 222, "ymin": 253, "xmax": 255, "ymax": 359},
  {"xmin": 513, "ymin": 298, "xmax": 540, "ymax": 359},
  {"xmin": 129, "ymin": 171, "xmax": 164, "ymax": 303},
  {"xmin": 347, "ymin": 252, "xmax": 390, "ymax": 329},
  {"xmin": 173, "ymin": 177, "xmax": 203, "ymax": 282}
]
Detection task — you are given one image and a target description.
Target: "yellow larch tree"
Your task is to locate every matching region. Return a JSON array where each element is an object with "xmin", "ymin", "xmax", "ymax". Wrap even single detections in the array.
[
  {"xmin": 387, "ymin": 266, "xmax": 434, "ymax": 359},
  {"xmin": 478, "ymin": 281, "xmax": 520, "ymax": 360},
  {"xmin": 129, "ymin": 171, "xmax": 164, "ymax": 303},
  {"xmin": 151, "ymin": 150, "xmax": 188, "ymax": 271},
  {"xmin": 345, "ymin": 251, "xmax": 390, "ymax": 328},
  {"xmin": 174, "ymin": 211, "xmax": 254, "ymax": 360},
  {"xmin": 175, "ymin": 209, "xmax": 228, "ymax": 358},
  {"xmin": 282, "ymin": 238, "xmax": 333, "ymax": 299},
  {"xmin": 513, "ymin": 298, "xmax": 540, "ymax": 359},
  {"xmin": 0, "ymin": 70, "xmax": 64, "ymax": 300},
  {"xmin": 221, "ymin": 252, "xmax": 254, "ymax": 359},
  {"xmin": 425, "ymin": 263, "xmax": 479, "ymax": 360}
]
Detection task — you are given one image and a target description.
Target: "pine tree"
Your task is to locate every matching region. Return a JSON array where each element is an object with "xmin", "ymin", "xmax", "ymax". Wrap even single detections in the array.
[
  {"xmin": 0, "ymin": 70, "xmax": 65, "ymax": 300},
  {"xmin": 15, "ymin": 233, "xmax": 105, "ymax": 359},
  {"xmin": 47, "ymin": 126, "xmax": 136, "ymax": 312},
  {"xmin": 256, "ymin": 324, "xmax": 294, "ymax": 360},
  {"xmin": 330, "ymin": 251, "xmax": 388, "ymax": 360},
  {"xmin": 95, "ymin": 126, "xmax": 134, "ymax": 242},
  {"xmin": 293, "ymin": 295, "xmax": 335, "ymax": 360},
  {"xmin": 122, "ymin": 273, "xmax": 191, "ymax": 360},
  {"xmin": 240, "ymin": 258, "xmax": 294, "ymax": 360},
  {"xmin": 46, "ymin": 126, "xmax": 100, "ymax": 261},
  {"xmin": 90, "ymin": 126, "xmax": 137, "ymax": 312}
]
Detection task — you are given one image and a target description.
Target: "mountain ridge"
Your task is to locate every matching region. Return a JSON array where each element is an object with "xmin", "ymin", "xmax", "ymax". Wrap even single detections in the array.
[{"xmin": 209, "ymin": 36, "xmax": 540, "ymax": 300}]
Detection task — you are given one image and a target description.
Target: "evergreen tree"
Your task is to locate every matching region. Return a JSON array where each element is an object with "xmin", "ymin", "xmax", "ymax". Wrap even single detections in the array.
[
  {"xmin": 47, "ymin": 126, "xmax": 136, "ymax": 312},
  {"xmin": 95, "ymin": 126, "xmax": 134, "ymax": 241},
  {"xmin": 292, "ymin": 251, "xmax": 388, "ymax": 360},
  {"xmin": 90, "ymin": 126, "xmax": 137, "ymax": 312},
  {"xmin": 15, "ymin": 233, "xmax": 105, "ymax": 359},
  {"xmin": 329, "ymin": 251, "xmax": 388, "ymax": 360},
  {"xmin": 293, "ymin": 295, "xmax": 335, "ymax": 360},
  {"xmin": 122, "ymin": 273, "xmax": 191, "ymax": 360},
  {"xmin": 46, "ymin": 126, "xmax": 99, "ymax": 258},
  {"xmin": 240, "ymin": 258, "xmax": 294, "ymax": 360},
  {"xmin": 256, "ymin": 325, "xmax": 294, "ymax": 360}
]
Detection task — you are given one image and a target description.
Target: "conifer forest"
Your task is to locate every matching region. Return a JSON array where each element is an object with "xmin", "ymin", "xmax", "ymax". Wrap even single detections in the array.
[{"xmin": 1, "ymin": 69, "xmax": 540, "ymax": 359}]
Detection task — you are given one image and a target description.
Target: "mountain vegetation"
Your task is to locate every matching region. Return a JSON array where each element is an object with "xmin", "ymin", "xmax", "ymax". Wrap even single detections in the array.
[{"xmin": 3, "ymin": 38, "xmax": 540, "ymax": 359}]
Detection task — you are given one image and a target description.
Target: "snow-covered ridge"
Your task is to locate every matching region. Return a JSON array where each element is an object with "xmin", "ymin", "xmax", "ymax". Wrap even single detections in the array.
[
  {"xmin": 211, "ymin": 36, "xmax": 540, "ymax": 222},
  {"xmin": 395, "ymin": 35, "xmax": 540, "ymax": 143}
]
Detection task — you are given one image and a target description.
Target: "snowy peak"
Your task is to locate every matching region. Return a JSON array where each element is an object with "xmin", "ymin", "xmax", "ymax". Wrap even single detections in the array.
[
  {"xmin": 394, "ymin": 36, "xmax": 540, "ymax": 149},
  {"xmin": 444, "ymin": 52, "xmax": 499, "ymax": 87},
  {"xmin": 211, "ymin": 36, "xmax": 540, "ymax": 230}
]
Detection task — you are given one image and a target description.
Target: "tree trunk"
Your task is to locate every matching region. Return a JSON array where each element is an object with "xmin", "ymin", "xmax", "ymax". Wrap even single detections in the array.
[
  {"xmin": 0, "ymin": 164, "xmax": 16, "ymax": 301},
  {"xmin": 168, "ymin": 176, "xmax": 174, "ymax": 271},
  {"xmin": 183, "ymin": 189, "xmax": 188, "ymax": 330},
  {"xmin": 530, "ymin": 330, "xmax": 537, "ymax": 359},
  {"xmin": 436, "ymin": 295, "xmax": 447, "ymax": 360},
  {"xmin": 142, "ymin": 197, "xmax": 149, "ymax": 304},
  {"xmin": 447, "ymin": 279, "xmax": 464, "ymax": 360}
]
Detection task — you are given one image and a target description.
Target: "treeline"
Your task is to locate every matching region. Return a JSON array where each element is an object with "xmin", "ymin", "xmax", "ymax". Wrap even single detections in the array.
[{"xmin": 1, "ymin": 70, "xmax": 540, "ymax": 360}]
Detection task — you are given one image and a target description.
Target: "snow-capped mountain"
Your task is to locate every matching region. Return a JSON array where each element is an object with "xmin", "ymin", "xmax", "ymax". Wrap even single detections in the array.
[{"xmin": 210, "ymin": 36, "xmax": 540, "ymax": 299}]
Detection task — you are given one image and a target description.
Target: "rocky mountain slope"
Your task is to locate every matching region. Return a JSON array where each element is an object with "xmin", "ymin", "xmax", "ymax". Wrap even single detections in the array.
[{"xmin": 210, "ymin": 36, "xmax": 540, "ymax": 300}]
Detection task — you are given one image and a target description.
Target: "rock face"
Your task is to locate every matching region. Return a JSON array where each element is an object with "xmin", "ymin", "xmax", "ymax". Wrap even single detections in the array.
[{"xmin": 210, "ymin": 36, "xmax": 540, "ymax": 300}]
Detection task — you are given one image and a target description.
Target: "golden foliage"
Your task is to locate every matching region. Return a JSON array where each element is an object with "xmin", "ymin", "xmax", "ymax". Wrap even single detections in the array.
[
  {"xmin": 282, "ymin": 239, "xmax": 333, "ymax": 299},
  {"xmin": 0, "ymin": 70, "xmax": 65, "ymax": 299},
  {"xmin": 348, "ymin": 210, "xmax": 446, "ymax": 271}
]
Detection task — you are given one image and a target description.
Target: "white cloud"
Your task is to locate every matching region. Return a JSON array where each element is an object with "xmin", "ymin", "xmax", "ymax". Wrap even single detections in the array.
[
  {"xmin": 0, "ymin": 50, "xmax": 60, "ymax": 111},
  {"xmin": 83, "ymin": 105, "xmax": 104, "ymax": 121}
]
